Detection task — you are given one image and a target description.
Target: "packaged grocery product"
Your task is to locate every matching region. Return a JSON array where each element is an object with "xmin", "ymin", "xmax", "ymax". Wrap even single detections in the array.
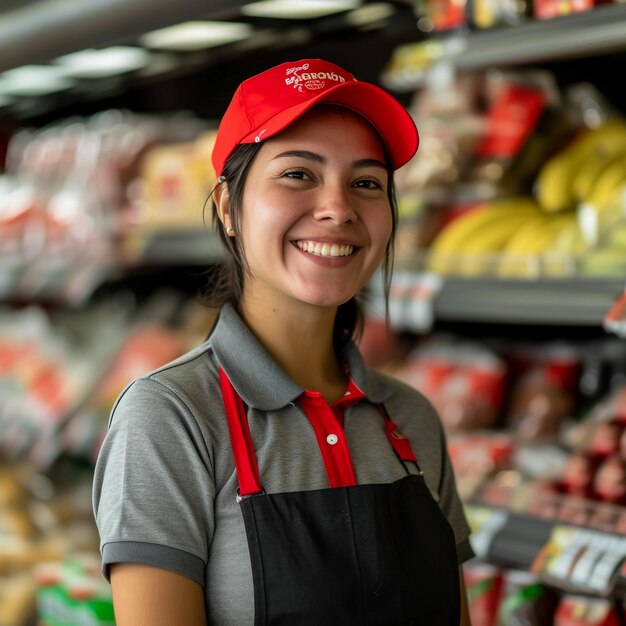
[
  {"xmin": 534, "ymin": 0, "xmax": 609, "ymax": 20},
  {"xmin": 420, "ymin": 0, "xmax": 468, "ymax": 30},
  {"xmin": 554, "ymin": 594, "xmax": 625, "ymax": 626},
  {"xmin": 448, "ymin": 432, "xmax": 514, "ymax": 499},
  {"xmin": 506, "ymin": 345, "xmax": 581, "ymax": 443},
  {"xmin": 138, "ymin": 130, "xmax": 217, "ymax": 232},
  {"xmin": 497, "ymin": 570, "xmax": 557, "ymax": 625},
  {"xmin": 558, "ymin": 452, "xmax": 599, "ymax": 498},
  {"xmin": 467, "ymin": 0, "xmax": 531, "ymax": 29},
  {"xmin": 588, "ymin": 421, "xmax": 624, "ymax": 460},
  {"xmin": 464, "ymin": 562, "xmax": 505, "ymax": 626},
  {"xmin": 0, "ymin": 571, "xmax": 37, "ymax": 626},
  {"xmin": 35, "ymin": 555, "xmax": 115, "ymax": 626},
  {"xmin": 592, "ymin": 455, "xmax": 626, "ymax": 505},
  {"xmin": 395, "ymin": 337, "xmax": 507, "ymax": 434}
]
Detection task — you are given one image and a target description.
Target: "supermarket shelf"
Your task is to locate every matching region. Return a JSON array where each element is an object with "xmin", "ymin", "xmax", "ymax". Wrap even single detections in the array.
[
  {"xmin": 384, "ymin": 4, "xmax": 626, "ymax": 90},
  {"xmin": 453, "ymin": 5, "xmax": 626, "ymax": 70},
  {"xmin": 466, "ymin": 502, "xmax": 626, "ymax": 597},
  {"xmin": 120, "ymin": 230, "xmax": 224, "ymax": 267},
  {"xmin": 434, "ymin": 277, "xmax": 625, "ymax": 326}
]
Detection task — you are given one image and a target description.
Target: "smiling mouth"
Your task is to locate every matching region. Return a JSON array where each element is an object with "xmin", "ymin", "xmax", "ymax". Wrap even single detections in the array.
[{"xmin": 295, "ymin": 241, "xmax": 355, "ymax": 258}]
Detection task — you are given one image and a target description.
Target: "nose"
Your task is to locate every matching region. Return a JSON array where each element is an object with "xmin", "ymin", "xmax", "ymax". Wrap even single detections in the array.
[{"xmin": 313, "ymin": 183, "xmax": 358, "ymax": 224}]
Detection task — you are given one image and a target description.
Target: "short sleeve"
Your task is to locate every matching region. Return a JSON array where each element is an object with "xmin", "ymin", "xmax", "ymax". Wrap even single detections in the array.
[
  {"xmin": 435, "ymin": 419, "xmax": 474, "ymax": 564},
  {"xmin": 92, "ymin": 377, "xmax": 214, "ymax": 586}
]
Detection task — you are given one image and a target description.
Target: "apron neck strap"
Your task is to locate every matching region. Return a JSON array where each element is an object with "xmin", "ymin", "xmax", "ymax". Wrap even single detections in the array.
[
  {"xmin": 220, "ymin": 368, "xmax": 422, "ymax": 497},
  {"xmin": 219, "ymin": 368, "xmax": 263, "ymax": 497},
  {"xmin": 376, "ymin": 403, "xmax": 420, "ymax": 469}
]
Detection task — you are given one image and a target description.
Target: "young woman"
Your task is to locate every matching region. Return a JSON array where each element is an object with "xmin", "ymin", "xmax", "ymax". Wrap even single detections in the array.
[{"xmin": 93, "ymin": 58, "xmax": 474, "ymax": 625}]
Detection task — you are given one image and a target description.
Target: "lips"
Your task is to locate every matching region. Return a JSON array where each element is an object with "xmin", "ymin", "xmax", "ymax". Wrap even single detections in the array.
[{"xmin": 295, "ymin": 240, "xmax": 355, "ymax": 258}]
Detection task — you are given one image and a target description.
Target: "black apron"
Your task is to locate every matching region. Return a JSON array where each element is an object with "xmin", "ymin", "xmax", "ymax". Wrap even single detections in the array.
[{"xmin": 220, "ymin": 368, "xmax": 460, "ymax": 625}]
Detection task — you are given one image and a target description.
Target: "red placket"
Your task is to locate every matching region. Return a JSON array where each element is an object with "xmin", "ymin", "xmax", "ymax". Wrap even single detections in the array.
[{"xmin": 297, "ymin": 379, "xmax": 365, "ymax": 488}]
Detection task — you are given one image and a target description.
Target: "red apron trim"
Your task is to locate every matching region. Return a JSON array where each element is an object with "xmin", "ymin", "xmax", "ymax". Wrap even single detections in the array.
[{"xmin": 219, "ymin": 368, "xmax": 262, "ymax": 496}]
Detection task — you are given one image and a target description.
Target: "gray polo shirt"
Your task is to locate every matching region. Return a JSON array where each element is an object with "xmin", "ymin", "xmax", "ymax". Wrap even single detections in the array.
[{"xmin": 92, "ymin": 303, "xmax": 473, "ymax": 625}]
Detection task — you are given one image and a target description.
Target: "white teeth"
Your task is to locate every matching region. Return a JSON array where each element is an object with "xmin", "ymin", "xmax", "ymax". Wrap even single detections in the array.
[{"xmin": 296, "ymin": 241, "xmax": 354, "ymax": 257}]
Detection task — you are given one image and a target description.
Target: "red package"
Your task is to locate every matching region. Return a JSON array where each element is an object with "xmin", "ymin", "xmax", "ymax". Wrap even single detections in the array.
[
  {"xmin": 592, "ymin": 455, "xmax": 626, "ymax": 506},
  {"xmin": 534, "ymin": 0, "xmax": 606, "ymax": 20},
  {"xmin": 464, "ymin": 563, "xmax": 504, "ymax": 626},
  {"xmin": 555, "ymin": 595, "xmax": 624, "ymax": 626}
]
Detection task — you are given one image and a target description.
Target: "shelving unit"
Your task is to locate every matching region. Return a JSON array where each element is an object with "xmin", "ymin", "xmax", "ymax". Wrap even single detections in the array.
[
  {"xmin": 466, "ymin": 500, "xmax": 626, "ymax": 598},
  {"xmin": 434, "ymin": 276, "xmax": 625, "ymax": 326},
  {"xmin": 384, "ymin": 4, "xmax": 626, "ymax": 90}
]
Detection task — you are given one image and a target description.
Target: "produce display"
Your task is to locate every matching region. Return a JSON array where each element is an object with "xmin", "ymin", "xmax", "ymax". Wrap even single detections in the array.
[{"xmin": 394, "ymin": 72, "xmax": 626, "ymax": 278}]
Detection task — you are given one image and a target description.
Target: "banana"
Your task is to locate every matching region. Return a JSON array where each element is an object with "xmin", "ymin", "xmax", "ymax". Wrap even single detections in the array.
[
  {"xmin": 535, "ymin": 121, "xmax": 626, "ymax": 213},
  {"xmin": 498, "ymin": 214, "xmax": 573, "ymax": 277},
  {"xmin": 551, "ymin": 216, "xmax": 588, "ymax": 258},
  {"xmin": 427, "ymin": 197, "xmax": 541, "ymax": 275},
  {"xmin": 578, "ymin": 183, "xmax": 626, "ymax": 247},
  {"xmin": 584, "ymin": 151, "xmax": 626, "ymax": 209},
  {"xmin": 535, "ymin": 151, "xmax": 580, "ymax": 214},
  {"xmin": 572, "ymin": 146, "xmax": 626, "ymax": 205}
]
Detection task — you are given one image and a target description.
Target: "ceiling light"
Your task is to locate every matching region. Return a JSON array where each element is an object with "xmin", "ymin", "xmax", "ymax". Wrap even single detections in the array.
[
  {"xmin": 0, "ymin": 65, "xmax": 74, "ymax": 96},
  {"xmin": 346, "ymin": 3, "xmax": 394, "ymax": 26},
  {"xmin": 141, "ymin": 21, "xmax": 253, "ymax": 51},
  {"xmin": 56, "ymin": 47, "xmax": 150, "ymax": 79},
  {"xmin": 241, "ymin": 0, "xmax": 361, "ymax": 20}
]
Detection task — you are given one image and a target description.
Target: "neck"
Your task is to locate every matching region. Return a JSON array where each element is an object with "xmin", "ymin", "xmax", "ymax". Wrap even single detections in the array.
[{"xmin": 238, "ymin": 293, "xmax": 348, "ymax": 399}]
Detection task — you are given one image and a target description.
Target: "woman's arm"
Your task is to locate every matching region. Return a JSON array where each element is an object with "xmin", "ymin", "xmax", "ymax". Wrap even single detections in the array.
[
  {"xmin": 110, "ymin": 563, "xmax": 207, "ymax": 626},
  {"xmin": 459, "ymin": 568, "xmax": 472, "ymax": 626}
]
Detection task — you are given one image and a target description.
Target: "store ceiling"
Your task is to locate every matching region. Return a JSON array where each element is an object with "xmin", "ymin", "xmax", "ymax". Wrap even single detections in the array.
[{"xmin": 0, "ymin": 0, "xmax": 424, "ymax": 124}]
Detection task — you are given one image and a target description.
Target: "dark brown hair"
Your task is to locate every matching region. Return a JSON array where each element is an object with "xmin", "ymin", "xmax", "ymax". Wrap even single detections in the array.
[{"xmin": 203, "ymin": 130, "xmax": 398, "ymax": 353}]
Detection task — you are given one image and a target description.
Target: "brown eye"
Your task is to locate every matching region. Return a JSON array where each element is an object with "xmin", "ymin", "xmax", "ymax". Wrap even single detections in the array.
[
  {"xmin": 354, "ymin": 178, "xmax": 383, "ymax": 190},
  {"xmin": 283, "ymin": 169, "xmax": 312, "ymax": 181}
]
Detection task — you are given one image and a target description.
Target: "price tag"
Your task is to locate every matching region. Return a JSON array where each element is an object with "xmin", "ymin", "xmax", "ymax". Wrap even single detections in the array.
[
  {"xmin": 388, "ymin": 271, "xmax": 443, "ymax": 332},
  {"xmin": 588, "ymin": 536, "xmax": 626, "ymax": 592},
  {"xmin": 535, "ymin": 525, "xmax": 626, "ymax": 595},
  {"xmin": 465, "ymin": 505, "xmax": 509, "ymax": 559},
  {"xmin": 569, "ymin": 532, "xmax": 611, "ymax": 584}
]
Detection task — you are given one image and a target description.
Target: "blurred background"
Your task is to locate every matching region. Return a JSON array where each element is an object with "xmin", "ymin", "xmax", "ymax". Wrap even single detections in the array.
[{"xmin": 2, "ymin": 1, "xmax": 626, "ymax": 624}]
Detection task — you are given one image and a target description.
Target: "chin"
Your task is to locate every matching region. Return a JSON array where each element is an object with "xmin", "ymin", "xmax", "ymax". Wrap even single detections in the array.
[{"xmin": 299, "ymin": 292, "xmax": 355, "ymax": 308}]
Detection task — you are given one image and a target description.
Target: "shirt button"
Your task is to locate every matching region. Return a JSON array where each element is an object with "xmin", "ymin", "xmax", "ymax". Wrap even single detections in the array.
[{"xmin": 326, "ymin": 434, "xmax": 339, "ymax": 445}]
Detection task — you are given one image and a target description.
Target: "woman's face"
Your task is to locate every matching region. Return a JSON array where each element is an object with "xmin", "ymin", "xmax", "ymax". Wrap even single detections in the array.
[{"xmin": 237, "ymin": 106, "xmax": 393, "ymax": 311}]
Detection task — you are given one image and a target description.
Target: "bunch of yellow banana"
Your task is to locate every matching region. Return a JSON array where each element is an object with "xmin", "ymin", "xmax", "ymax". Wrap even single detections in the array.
[
  {"xmin": 426, "ymin": 196, "xmax": 543, "ymax": 276},
  {"xmin": 497, "ymin": 212, "xmax": 581, "ymax": 277},
  {"xmin": 535, "ymin": 119, "xmax": 626, "ymax": 213}
]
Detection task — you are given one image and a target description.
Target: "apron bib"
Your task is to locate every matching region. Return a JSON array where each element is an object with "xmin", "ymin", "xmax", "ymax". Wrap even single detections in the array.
[{"xmin": 220, "ymin": 368, "xmax": 460, "ymax": 625}]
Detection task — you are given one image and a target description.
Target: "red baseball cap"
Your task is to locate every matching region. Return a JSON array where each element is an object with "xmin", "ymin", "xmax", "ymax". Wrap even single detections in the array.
[{"xmin": 211, "ymin": 58, "xmax": 419, "ymax": 176}]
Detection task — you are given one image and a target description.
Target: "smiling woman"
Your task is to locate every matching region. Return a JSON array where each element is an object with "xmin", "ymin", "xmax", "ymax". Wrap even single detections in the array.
[
  {"xmin": 92, "ymin": 58, "xmax": 474, "ymax": 626},
  {"xmin": 222, "ymin": 106, "xmax": 393, "ymax": 320}
]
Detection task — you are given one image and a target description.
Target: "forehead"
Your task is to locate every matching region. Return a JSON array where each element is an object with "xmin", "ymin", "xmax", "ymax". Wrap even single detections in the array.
[{"xmin": 260, "ymin": 105, "xmax": 387, "ymax": 161}]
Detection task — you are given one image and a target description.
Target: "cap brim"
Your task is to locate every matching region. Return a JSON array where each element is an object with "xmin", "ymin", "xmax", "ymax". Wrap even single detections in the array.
[{"xmin": 239, "ymin": 81, "xmax": 418, "ymax": 171}]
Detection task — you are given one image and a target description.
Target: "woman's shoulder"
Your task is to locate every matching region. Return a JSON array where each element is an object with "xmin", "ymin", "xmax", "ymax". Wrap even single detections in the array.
[
  {"xmin": 365, "ymin": 367, "xmax": 445, "ymax": 437},
  {"xmin": 367, "ymin": 367, "xmax": 437, "ymax": 410},
  {"xmin": 109, "ymin": 340, "xmax": 221, "ymax": 426}
]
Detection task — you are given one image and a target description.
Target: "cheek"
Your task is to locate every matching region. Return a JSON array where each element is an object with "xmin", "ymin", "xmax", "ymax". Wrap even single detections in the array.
[{"xmin": 370, "ymin": 207, "xmax": 394, "ymax": 249}]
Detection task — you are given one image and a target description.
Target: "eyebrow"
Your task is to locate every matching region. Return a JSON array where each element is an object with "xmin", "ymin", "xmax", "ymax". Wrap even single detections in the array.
[{"xmin": 272, "ymin": 150, "xmax": 387, "ymax": 171}]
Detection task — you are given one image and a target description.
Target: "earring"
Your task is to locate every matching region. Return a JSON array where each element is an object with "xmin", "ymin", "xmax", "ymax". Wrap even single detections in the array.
[
  {"xmin": 217, "ymin": 175, "xmax": 226, "ymax": 184},
  {"xmin": 226, "ymin": 227, "xmax": 235, "ymax": 236}
]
